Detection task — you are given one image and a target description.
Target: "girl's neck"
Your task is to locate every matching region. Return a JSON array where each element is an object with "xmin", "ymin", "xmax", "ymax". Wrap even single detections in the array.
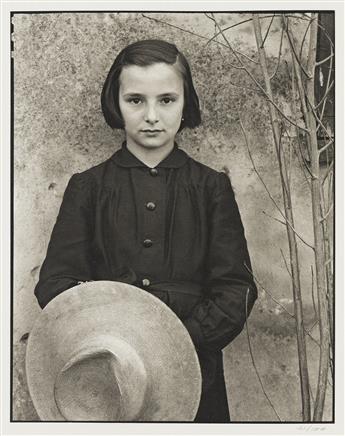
[{"xmin": 126, "ymin": 141, "xmax": 175, "ymax": 168}]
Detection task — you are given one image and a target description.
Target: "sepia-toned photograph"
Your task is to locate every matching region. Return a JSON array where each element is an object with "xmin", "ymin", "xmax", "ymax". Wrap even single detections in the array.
[{"xmin": 3, "ymin": 3, "xmax": 342, "ymax": 433}]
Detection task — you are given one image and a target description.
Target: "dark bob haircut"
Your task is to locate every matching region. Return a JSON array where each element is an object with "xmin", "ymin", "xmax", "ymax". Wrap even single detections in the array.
[{"xmin": 101, "ymin": 39, "xmax": 201, "ymax": 131}]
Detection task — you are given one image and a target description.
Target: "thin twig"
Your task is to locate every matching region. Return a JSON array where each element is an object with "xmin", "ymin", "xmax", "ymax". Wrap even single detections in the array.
[
  {"xmin": 245, "ymin": 289, "xmax": 283, "ymax": 421},
  {"xmin": 244, "ymin": 264, "xmax": 320, "ymax": 347},
  {"xmin": 315, "ymin": 45, "xmax": 334, "ymax": 132},
  {"xmin": 239, "ymin": 113, "xmax": 314, "ymax": 250},
  {"xmin": 306, "ymin": 319, "xmax": 319, "ymax": 335},
  {"xmin": 299, "ymin": 16, "xmax": 313, "ymax": 61},
  {"xmin": 294, "ymin": 133, "xmax": 314, "ymax": 181},
  {"xmin": 278, "ymin": 123, "xmax": 292, "ymax": 201},
  {"xmin": 270, "ymin": 26, "xmax": 284, "ymax": 80},
  {"xmin": 311, "ymin": 265, "xmax": 319, "ymax": 332},
  {"xmin": 238, "ymin": 113, "xmax": 285, "ymax": 216},
  {"xmin": 309, "ymin": 383, "xmax": 315, "ymax": 408},
  {"xmin": 315, "ymin": 80, "xmax": 334, "ymax": 110},
  {"xmin": 321, "ymin": 161, "xmax": 334, "ymax": 186},
  {"xmin": 316, "ymin": 53, "xmax": 334, "ymax": 67},
  {"xmin": 205, "ymin": 13, "xmax": 311, "ymax": 48},
  {"xmin": 322, "ymin": 203, "xmax": 333, "ymax": 221},
  {"xmin": 283, "ymin": 130, "xmax": 292, "ymax": 198},
  {"xmin": 262, "ymin": 210, "xmax": 286, "ymax": 226},
  {"xmin": 282, "ymin": 118, "xmax": 312, "ymax": 186},
  {"xmin": 283, "ymin": 15, "xmax": 313, "ymax": 79},
  {"xmin": 141, "ymin": 13, "xmax": 257, "ymax": 63},
  {"xmin": 318, "ymin": 139, "xmax": 334, "ymax": 156},
  {"xmin": 288, "ymin": 67, "xmax": 313, "ymax": 183},
  {"xmin": 262, "ymin": 14, "xmax": 275, "ymax": 47},
  {"xmin": 141, "ymin": 14, "xmax": 216, "ymax": 44},
  {"xmin": 228, "ymin": 80, "xmax": 262, "ymax": 93},
  {"xmin": 207, "ymin": 13, "xmax": 309, "ymax": 133},
  {"xmin": 283, "ymin": 14, "xmax": 334, "ymax": 145},
  {"xmin": 280, "ymin": 248, "xmax": 292, "ymax": 278}
]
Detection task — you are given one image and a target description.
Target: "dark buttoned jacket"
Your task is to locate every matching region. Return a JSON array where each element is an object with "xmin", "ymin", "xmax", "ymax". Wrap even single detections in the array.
[{"xmin": 34, "ymin": 143, "xmax": 257, "ymax": 422}]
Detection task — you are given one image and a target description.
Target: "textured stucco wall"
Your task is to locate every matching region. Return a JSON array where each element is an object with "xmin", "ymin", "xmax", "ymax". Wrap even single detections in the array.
[{"xmin": 12, "ymin": 12, "xmax": 332, "ymax": 421}]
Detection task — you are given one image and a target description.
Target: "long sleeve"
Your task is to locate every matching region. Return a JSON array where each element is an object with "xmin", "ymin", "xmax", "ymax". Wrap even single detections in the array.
[
  {"xmin": 183, "ymin": 173, "xmax": 257, "ymax": 351},
  {"xmin": 34, "ymin": 173, "xmax": 95, "ymax": 309}
]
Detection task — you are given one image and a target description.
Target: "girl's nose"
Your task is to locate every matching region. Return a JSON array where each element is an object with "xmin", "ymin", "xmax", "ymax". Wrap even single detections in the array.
[{"xmin": 144, "ymin": 104, "xmax": 159, "ymax": 124}]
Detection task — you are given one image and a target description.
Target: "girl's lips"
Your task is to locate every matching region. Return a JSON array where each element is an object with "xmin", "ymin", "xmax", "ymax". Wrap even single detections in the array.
[{"xmin": 141, "ymin": 130, "xmax": 163, "ymax": 136}]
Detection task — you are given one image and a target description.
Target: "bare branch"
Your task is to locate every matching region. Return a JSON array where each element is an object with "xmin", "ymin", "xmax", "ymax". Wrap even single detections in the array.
[
  {"xmin": 269, "ymin": 26, "xmax": 284, "ymax": 80},
  {"xmin": 306, "ymin": 319, "xmax": 319, "ymax": 335},
  {"xmin": 239, "ymin": 114, "xmax": 314, "ymax": 250},
  {"xmin": 238, "ymin": 113, "xmax": 284, "ymax": 214},
  {"xmin": 318, "ymin": 138, "xmax": 334, "ymax": 156},
  {"xmin": 140, "ymin": 13, "xmax": 257, "ymax": 64},
  {"xmin": 228, "ymin": 80, "xmax": 262, "ymax": 93},
  {"xmin": 283, "ymin": 14, "xmax": 333, "ymax": 153},
  {"xmin": 316, "ymin": 53, "xmax": 335, "ymax": 67},
  {"xmin": 313, "ymin": 106, "xmax": 333, "ymax": 140},
  {"xmin": 283, "ymin": 15, "xmax": 313, "ymax": 79},
  {"xmin": 141, "ymin": 14, "xmax": 217, "ymax": 45},
  {"xmin": 245, "ymin": 289, "xmax": 283, "ymax": 421},
  {"xmin": 262, "ymin": 14, "xmax": 275, "ymax": 47},
  {"xmin": 321, "ymin": 161, "xmax": 334, "ymax": 185},
  {"xmin": 287, "ymin": 68, "xmax": 314, "ymax": 183},
  {"xmin": 281, "ymin": 119, "xmax": 312, "ymax": 185},
  {"xmin": 280, "ymin": 248, "xmax": 292, "ymax": 278},
  {"xmin": 311, "ymin": 265, "xmax": 318, "ymax": 322},
  {"xmin": 244, "ymin": 264, "xmax": 320, "ymax": 347},
  {"xmin": 324, "ymin": 257, "xmax": 332, "ymax": 267},
  {"xmin": 205, "ymin": 13, "xmax": 311, "ymax": 49},
  {"xmin": 294, "ymin": 133, "xmax": 314, "ymax": 181},
  {"xmin": 285, "ymin": 22, "xmax": 333, "ymax": 143},
  {"xmin": 315, "ymin": 80, "xmax": 334, "ymax": 110},
  {"xmin": 263, "ymin": 209, "xmax": 314, "ymax": 250},
  {"xmin": 316, "ymin": 19, "xmax": 335, "ymax": 51},
  {"xmin": 262, "ymin": 210, "xmax": 286, "ymax": 226},
  {"xmin": 253, "ymin": 14, "xmax": 312, "ymax": 420},
  {"xmin": 208, "ymin": 13, "xmax": 309, "ymax": 133},
  {"xmin": 299, "ymin": 15, "xmax": 313, "ymax": 60},
  {"xmin": 278, "ymin": 123, "xmax": 292, "ymax": 200},
  {"xmin": 316, "ymin": 45, "xmax": 334, "ymax": 131}
]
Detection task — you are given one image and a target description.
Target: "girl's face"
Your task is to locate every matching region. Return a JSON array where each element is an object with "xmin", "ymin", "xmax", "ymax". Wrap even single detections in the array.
[{"xmin": 119, "ymin": 63, "xmax": 184, "ymax": 153}]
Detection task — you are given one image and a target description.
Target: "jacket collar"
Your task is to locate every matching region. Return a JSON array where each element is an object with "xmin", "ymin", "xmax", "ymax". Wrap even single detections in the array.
[{"xmin": 111, "ymin": 142, "xmax": 189, "ymax": 169}]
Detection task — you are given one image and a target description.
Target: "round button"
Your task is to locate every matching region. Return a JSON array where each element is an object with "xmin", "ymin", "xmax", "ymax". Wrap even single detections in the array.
[
  {"xmin": 146, "ymin": 202, "xmax": 156, "ymax": 211},
  {"xmin": 143, "ymin": 239, "xmax": 153, "ymax": 248},
  {"xmin": 150, "ymin": 168, "xmax": 158, "ymax": 177},
  {"xmin": 142, "ymin": 278, "xmax": 151, "ymax": 287}
]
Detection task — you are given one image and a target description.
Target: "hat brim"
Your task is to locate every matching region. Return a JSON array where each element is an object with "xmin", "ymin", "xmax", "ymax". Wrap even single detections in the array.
[{"xmin": 26, "ymin": 281, "xmax": 202, "ymax": 421}]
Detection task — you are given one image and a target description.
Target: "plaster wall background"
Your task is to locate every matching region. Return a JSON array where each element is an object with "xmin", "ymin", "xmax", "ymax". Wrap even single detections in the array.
[{"xmin": 12, "ymin": 12, "xmax": 332, "ymax": 421}]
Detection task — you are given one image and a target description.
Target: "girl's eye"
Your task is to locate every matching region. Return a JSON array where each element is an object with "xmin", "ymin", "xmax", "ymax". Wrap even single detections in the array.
[
  {"xmin": 161, "ymin": 97, "xmax": 175, "ymax": 105},
  {"xmin": 129, "ymin": 98, "xmax": 142, "ymax": 105}
]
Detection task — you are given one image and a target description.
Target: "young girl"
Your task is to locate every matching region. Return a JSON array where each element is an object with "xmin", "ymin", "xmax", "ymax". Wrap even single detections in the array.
[{"xmin": 34, "ymin": 39, "xmax": 257, "ymax": 423}]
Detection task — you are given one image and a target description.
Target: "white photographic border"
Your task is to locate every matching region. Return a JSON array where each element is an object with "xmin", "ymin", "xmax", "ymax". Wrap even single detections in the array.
[{"xmin": 1, "ymin": 1, "xmax": 344, "ymax": 435}]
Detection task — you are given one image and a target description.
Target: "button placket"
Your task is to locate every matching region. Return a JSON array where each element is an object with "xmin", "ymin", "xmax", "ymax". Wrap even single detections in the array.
[{"xmin": 143, "ymin": 168, "xmax": 158, "ymax": 249}]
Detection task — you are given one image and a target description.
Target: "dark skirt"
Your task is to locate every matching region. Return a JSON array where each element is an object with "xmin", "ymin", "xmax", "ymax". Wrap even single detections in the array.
[{"xmin": 194, "ymin": 349, "xmax": 230, "ymax": 423}]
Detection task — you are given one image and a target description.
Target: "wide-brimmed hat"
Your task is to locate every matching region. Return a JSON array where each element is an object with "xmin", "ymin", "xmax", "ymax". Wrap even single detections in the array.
[{"xmin": 26, "ymin": 281, "xmax": 201, "ymax": 421}]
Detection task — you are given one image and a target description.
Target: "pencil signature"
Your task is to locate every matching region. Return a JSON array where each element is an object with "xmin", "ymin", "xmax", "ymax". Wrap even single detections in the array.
[{"xmin": 296, "ymin": 424, "xmax": 327, "ymax": 432}]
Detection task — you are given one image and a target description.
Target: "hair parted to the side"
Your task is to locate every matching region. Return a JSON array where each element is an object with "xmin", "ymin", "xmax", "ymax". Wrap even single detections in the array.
[{"xmin": 101, "ymin": 39, "xmax": 201, "ymax": 131}]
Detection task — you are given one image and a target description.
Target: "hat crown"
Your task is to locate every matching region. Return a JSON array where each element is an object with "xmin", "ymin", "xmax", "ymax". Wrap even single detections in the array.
[{"xmin": 54, "ymin": 337, "xmax": 148, "ymax": 421}]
